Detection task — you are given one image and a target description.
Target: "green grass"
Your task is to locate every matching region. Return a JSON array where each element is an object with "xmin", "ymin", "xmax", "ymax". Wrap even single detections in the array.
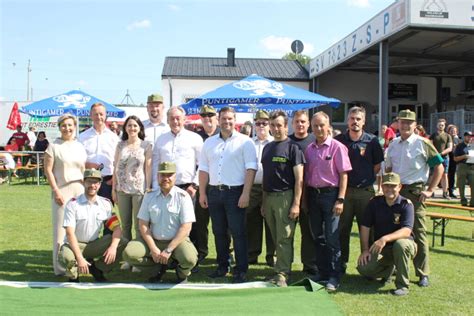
[{"xmin": 1, "ymin": 183, "xmax": 474, "ymax": 314}]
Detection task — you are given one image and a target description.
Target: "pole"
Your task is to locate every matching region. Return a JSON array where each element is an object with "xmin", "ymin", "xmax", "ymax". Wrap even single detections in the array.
[
  {"xmin": 26, "ymin": 59, "xmax": 31, "ymax": 101},
  {"xmin": 378, "ymin": 40, "xmax": 389, "ymax": 133}
]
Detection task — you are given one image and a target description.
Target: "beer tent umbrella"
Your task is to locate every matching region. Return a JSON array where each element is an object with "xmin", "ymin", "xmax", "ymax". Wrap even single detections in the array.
[
  {"xmin": 181, "ymin": 74, "xmax": 340, "ymax": 115},
  {"xmin": 20, "ymin": 90, "xmax": 126, "ymax": 118}
]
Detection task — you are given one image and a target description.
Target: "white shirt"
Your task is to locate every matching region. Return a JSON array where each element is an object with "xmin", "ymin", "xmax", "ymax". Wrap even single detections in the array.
[
  {"xmin": 27, "ymin": 131, "xmax": 36, "ymax": 147},
  {"xmin": 143, "ymin": 119, "xmax": 170, "ymax": 145},
  {"xmin": 152, "ymin": 129, "xmax": 203, "ymax": 189},
  {"xmin": 138, "ymin": 186, "xmax": 195, "ymax": 240},
  {"xmin": 253, "ymin": 135, "xmax": 273, "ymax": 184},
  {"xmin": 63, "ymin": 194, "xmax": 113, "ymax": 243},
  {"xmin": 386, "ymin": 133, "xmax": 440, "ymax": 185},
  {"xmin": 199, "ymin": 131, "xmax": 258, "ymax": 186},
  {"xmin": 78, "ymin": 127, "xmax": 119, "ymax": 176}
]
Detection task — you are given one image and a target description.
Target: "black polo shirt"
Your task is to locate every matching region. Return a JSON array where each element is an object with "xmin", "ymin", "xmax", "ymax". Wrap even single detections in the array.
[
  {"xmin": 335, "ymin": 131, "xmax": 384, "ymax": 188},
  {"xmin": 289, "ymin": 133, "xmax": 315, "ymax": 152},
  {"xmin": 197, "ymin": 127, "xmax": 220, "ymax": 141},
  {"xmin": 261, "ymin": 138, "xmax": 305, "ymax": 192},
  {"xmin": 361, "ymin": 195, "xmax": 415, "ymax": 245},
  {"xmin": 453, "ymin": 142, "xmax": 472, "ymax": 165}
]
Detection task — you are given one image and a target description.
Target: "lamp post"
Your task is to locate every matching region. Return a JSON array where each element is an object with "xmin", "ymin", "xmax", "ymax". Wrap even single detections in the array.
[{"xmin": 26, "ymin": 59, "xmax": 32, "ymax": 101}]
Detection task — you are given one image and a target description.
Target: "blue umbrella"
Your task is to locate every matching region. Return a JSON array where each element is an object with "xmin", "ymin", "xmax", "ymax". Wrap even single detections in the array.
[
  {"xmin": 20, "ymin": 90, "xmax": 126, "ymax": 118},
  {"xmin": 182, "ymin": 74, "xmax": 340, "ymax": 115}
]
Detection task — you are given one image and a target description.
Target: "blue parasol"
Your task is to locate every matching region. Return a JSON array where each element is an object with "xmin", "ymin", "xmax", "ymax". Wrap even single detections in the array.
[
  {"xmin": 182, "ymin": 74, "xmax": 340, "ymax": 115},
  {"xmin": 20, "ymin": 90, "xmax": 126, "ymax": 118}
]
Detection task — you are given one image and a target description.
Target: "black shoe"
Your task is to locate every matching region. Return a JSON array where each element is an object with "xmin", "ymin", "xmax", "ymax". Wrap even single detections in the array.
[
  {"xmin": 208, "ymin": 266, "xmax": 229, "ymax": 278},
  {"xmin": 461, "ymin": 199, "xmax": 468, "ymax": 206},
  {"xmin": 89, "ymin": 263, "xmax": 107, "ymax": 282},
  {"xmin": 232, "ymin": 271, "xmax": 247, "ymax": 283},
  {"xmin": 309, "ymin": 272, "xmax": 329, "ymax": 284},
  {"xmin": 68, "ymin": 277, "xmax": 80, "ymax": 283},
  {"xmin": 248, "ymin": 258, "xmax": 258, "ymax": 265},
  {"xmin": 449, "ymin": 192, "xmax": 457, "ymax": 198},
  {"xmin": 149, "ymin": 264, "xmax": 168, "ymax": 283},
  {"xmin": 175, "ymin": 269, "xmax": 188, "ymax": 284},
  {"xmin": 442, "ymin": 192, "xmax": 451, "ymax": 200},
  {"xmin": 191, "ymin": 263, "xmax": 200, "ymax": 273}
]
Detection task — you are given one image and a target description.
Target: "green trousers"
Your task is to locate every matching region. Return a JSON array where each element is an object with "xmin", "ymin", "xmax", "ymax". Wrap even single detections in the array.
[
  {"xmin": 123, "ymin": 237, "xmax": 197, "ymax": 279},
  {"xmin": 357, "ymin": 239, "xmax": 417, "ymax": 289},
  {"xmin": 400, "ymin": 183, "xmax": 429, "ymax": 277},
  {"xmin": 246, "ymin": 184, "xmax": 275, "ymax": 262},
  {"xmin": 117, "ymin": 191, "xmax": 143, "ymax": 241},
  {"xmin": 457, "ymin": 163, "xmax": 474, "ymax": 205},
  {"xmin": 263, "ymin": 190, "xmax": 296, "ymax": 276},
  {"xmin": 340, "ymin": 186, "xmax": 375, "ymax": 265},
  {"xmin": 59, "ymin": 234, "xmax": 127, "ymax": 279}
]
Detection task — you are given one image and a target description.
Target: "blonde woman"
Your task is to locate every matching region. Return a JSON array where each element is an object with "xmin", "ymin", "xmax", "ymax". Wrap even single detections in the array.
[
  {"xmin": 112, "ymin": 116, "xmax": 152, "ymax": 247},
  {"xmin": 44, "ymin": 114, "xmax": 87, "ymax": 276}
]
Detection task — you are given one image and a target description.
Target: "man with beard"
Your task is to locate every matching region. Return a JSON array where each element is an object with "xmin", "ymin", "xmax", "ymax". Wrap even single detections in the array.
[
  {"xmin": 261, "ymin": 110, "xmax": 304, "ymax": 287},
  {"xmin": 199, "ymin": 106, "xmax": 257, "ymax": 283},
  {"xmin": 143, "ymin": 94, "xmax": 170, "ymax": 145},
  {"xmin": 335, "ymin": 106, "xmax": 384, "ymax": 274},
  {"xmin": 288, "ymin": 110, "xmax": 317, "ymax": 276}
]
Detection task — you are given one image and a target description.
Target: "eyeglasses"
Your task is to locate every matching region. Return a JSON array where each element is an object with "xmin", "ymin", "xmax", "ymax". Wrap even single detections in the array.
[
  {"xmin": 255, "ymin": 122, "xmax": 268, "ymax": 127},
  {"xmin": 200, "ymin": 113, "xmax": 216, "ymax": 118}
]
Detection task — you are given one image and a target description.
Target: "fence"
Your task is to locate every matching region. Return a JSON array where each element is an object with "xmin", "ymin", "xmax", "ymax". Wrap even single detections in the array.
[{"xmin": 430, "ymin": 109, "xmax": 474, "ymax": 135}]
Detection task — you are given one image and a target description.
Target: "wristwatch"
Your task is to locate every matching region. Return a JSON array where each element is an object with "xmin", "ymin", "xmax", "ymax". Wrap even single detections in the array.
[
  {"xmin": 163, "ymin": 248, "xmax": 173, "ymax": 254},
  {"xmin": 336, "ymin": 197, "xmax": 345, "ymax": 203}
]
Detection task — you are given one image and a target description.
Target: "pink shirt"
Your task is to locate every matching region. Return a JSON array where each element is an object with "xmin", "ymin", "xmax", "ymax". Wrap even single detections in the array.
[{"xmin": 304, "ymin": 136, "xmax": 352, "ymax": 188}]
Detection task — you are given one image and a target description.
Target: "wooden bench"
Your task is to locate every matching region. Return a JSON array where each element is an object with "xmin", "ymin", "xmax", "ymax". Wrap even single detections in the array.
[{"xmin": 426, "ymin": 211, "xmax": 474, "ymax": 247}]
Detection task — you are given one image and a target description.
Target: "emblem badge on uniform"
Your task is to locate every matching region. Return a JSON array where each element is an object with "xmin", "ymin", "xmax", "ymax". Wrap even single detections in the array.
[{"xmin": 393, "ymin": 213, "xmax": 401, "ymax": 224}]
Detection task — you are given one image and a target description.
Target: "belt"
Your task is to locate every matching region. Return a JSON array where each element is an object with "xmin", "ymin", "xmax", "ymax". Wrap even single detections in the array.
[
  {"xmin": 308, "ymin": 186, "xmax": 338, "ymax": 194},
  {"xmin": 348, "ymin": 186, "xmax": 375, "ymax": 192},
  {"xmin": 402, "ymin": 182, "xmax": 424, "ymax": 187},
  {"xmin": 209, "ymin": 184, "xmax": 244, "ymax": 191}
]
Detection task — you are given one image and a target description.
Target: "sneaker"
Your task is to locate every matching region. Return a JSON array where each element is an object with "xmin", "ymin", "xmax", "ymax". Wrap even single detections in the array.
[
  {"xmin": 449, "ymin": 192, "xmax": 457, "ymax": 198},
  {"xmin": 89, "ymin": 262, "xmax": 107, "ymax": 282},
  {"xmin": 271, "ymin": 273, "xmax": 288, "ymax": 287},
  {"xmin": 326, "ymin": 277, "xmax": 339, "ymax": 292},
  {"xmin": 418, "ymin": 276, "xmax": 429, "ymax": 287},
  {"xmin": 442, "ymin": 192, "xmax": 451, "ymax": 200},
  {"xmin": 232, "ymin": 271, "xmax": 247, "ymax": 284},
  {"xmin": 391, "ymin": 287, "xmax": 409, "ymax": 296},
  {"xmin": 208, "ymin": 266, "xmax": 229, "ymax": 278},
  {"xmin": 120, "ymin": 261, "xmax": 131, "ymax": 270}
]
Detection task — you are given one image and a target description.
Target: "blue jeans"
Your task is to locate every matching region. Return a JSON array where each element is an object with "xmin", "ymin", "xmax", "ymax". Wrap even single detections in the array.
[
  {"xmin": 208, "ymin": 186, "xmax": 248, "ymax": 273},
  {"xmin": 307, "ymin": 189, "xmax": 341, "ymax": 280}
]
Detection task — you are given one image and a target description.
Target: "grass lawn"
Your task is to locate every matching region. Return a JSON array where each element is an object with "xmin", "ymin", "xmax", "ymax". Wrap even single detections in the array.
[{"xmin": 1, "ymin": 182, "xmax": 473, "ymax": 314}]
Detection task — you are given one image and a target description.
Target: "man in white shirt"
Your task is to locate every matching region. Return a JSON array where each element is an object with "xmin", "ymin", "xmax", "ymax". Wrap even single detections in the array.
[
  {"xmin": 199, "ymin": 106, "xmax": 258, "ymax": 283},
  {"xmin": 246, "ymin": 110, "xmax": 275, "ymax": 266},
  {"xmin": 143, "ymin": 94, "xmax": 170, "ymax": 145},
  {"xmin": 152, "ymin": 106, "xmax": 203, "ymax": 196},
  {"xmin": 79, "ymin": 103, "xmax": 120, "ymax": 201}
]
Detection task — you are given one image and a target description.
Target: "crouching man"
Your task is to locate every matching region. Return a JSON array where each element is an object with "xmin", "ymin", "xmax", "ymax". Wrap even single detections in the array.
[
  {"xmin": 59, "ymin": 169, "xmax": 127, "ymax": 282},
  {"xmin": 123, "ymin": 162, "xmax": 198, "ymax": 283},
  {"xmin": 357, "ymin": 172, "xmax": 417, "ymax": 296}
]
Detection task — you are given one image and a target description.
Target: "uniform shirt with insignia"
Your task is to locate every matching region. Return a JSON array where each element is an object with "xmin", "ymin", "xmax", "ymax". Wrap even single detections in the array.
[
  {"xmin": 137, "ymin": 186, "xmax": 195, "ymax": 240},
  {"xmin": 63, "ymin": 194, "xmax": 113, "ymax": 243},
  {"xmin": 261, "ymin": 138, "xmax": 305, "ymax": 192},
  {"xmin": 335, "ymin": 131, "xmax": 384, "ymax": 188},
  {"xmin": 385, "ymin": 133, "xmax": 443, "ymax": 185},
  {"xmin": 361, "ymin": 195, "xmax": 415, "ymax": 245}
]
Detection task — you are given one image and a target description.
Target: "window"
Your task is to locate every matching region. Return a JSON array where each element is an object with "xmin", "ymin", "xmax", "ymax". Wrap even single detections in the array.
[{"xmin": 332, "ymin": 103, "xmax": 348, "ymax": 123}]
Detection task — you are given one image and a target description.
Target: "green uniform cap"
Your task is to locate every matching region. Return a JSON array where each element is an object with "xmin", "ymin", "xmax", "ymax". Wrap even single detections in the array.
[
  {"xmin": 147, "ymin": 93, "xmax": 163, "ymax": 103},
  {"xmin": 158, "ymin": 161, "xmax": 176, "ymax": 174},
  {"xmin": 254, "ymin": 110, "xmax": 269, "ymax": 120},
  {"xmin": 84, "ymin": 168, "xmax": 102, "ymax": 181},
  {"xmin": 398, "ymin": 109, "xmax": 416, "ymax": 121},
  {"xmin": 382, "ymin": 172, "xmax": 401, "ymax": 185},
  {"xmin": 200, "ymin": 105, "xmax": 216, "ymax": 115}
]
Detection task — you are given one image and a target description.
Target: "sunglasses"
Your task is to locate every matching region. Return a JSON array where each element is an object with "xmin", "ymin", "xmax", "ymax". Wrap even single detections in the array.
[
  {"xmin": 255, "ymin": 122, "xmax": 268, "ymax": 127},
  {"xmin": 200, "ymin": 113, "xmax": 216, "ymax": 118}
]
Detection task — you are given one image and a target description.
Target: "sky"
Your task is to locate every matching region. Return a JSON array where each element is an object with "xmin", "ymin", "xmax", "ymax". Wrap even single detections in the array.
[{"xmin": 1, "ymin": 0, "xmax": 395, "ymax": 105}]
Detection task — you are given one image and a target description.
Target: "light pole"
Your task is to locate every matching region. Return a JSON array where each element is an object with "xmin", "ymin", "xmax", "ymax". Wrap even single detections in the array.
[{"xmin": 26, "ymin": 59, "xmax": 32, "ymax": 101}]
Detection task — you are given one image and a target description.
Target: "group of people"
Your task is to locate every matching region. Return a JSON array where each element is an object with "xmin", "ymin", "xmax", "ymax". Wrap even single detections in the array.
[{"xmin": 40, "ymin": 92, "xmax": 472, "ymax": 297}]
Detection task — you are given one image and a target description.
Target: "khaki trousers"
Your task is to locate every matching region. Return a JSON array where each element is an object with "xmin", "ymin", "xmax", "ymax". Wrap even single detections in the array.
[
  {"xmin": 357, "ymin": 239, "xmax": 417, "ymax": 289},
  {"xmin": 263, "ymin": 190, "xmax": 296, "ymax": 275}
]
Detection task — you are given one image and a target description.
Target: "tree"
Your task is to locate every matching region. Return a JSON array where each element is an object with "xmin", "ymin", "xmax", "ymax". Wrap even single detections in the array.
[{"xmin": 282, "ymin": 52, "xmax": 312, "ymax": 65}]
